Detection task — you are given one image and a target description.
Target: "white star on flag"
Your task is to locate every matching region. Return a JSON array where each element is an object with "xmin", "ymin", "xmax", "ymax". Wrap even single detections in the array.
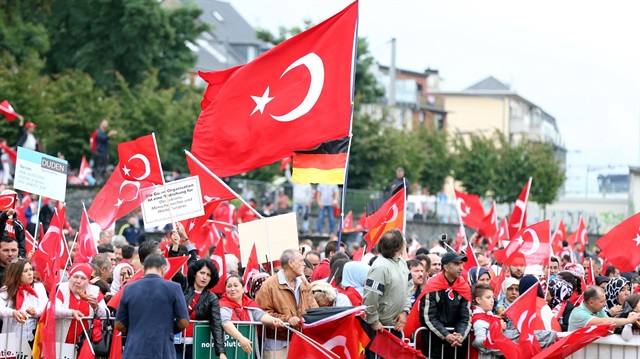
[
  {"xmin": 122, "ymin": 165, "xmax": 131, "ymax": 177},
  {"xmin": 633, "ymin": 233, "xmax": 640, "ymax": 246},
  {"xmin": 250, "ymin": 87, "xmax": 274, "ymax": 116}
]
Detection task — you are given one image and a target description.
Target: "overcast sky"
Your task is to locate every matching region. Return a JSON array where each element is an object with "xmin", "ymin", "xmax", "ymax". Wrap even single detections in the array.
[{"xmin": 228, "ymin": 0, "xmax": 640, "ymax": 191}]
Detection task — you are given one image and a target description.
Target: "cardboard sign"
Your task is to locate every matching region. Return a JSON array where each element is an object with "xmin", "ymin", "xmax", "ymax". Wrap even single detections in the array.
[
  {"xmin": 193, "ymin": 322, "xmax": 257, "ymax": 359},
  {"xmin": 239, "ymin": 212, "xmax": 299, "ymax": 266},
  {"xmin": 141, "ymin": 176, "xmax": 204, "ymax": 227},
  {"xmin": 13, "ymin": 147, "xmax": 68, "ymax": 201}
]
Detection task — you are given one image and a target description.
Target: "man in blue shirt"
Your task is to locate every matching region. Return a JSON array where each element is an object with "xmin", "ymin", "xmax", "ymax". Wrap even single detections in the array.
[
  {"xmin": 116, "ymin": 254, "xmax": 189, "ymax": 359},
  {"xmin": 568, "ymin": 285, "xmax": 640, "ymax": 331}
]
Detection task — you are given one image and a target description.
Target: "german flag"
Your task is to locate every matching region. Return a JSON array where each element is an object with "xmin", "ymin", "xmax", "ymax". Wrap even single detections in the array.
[{"xmin": 291, "ymin": 136, "xmax": 349, "ymax": 184}]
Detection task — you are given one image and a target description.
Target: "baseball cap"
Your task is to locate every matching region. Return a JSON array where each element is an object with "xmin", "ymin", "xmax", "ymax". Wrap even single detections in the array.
[
  {"xmin": 441, "ymin": 252, "xmax": 468, "ymax": 265},
  {"xmin": 25, "ymin": 122, "xmax": 36, "ymax": 129}
]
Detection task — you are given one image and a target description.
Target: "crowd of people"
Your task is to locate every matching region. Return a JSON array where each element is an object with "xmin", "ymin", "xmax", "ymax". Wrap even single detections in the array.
[{"xmin": 1, "ymin": 183, "xmax": 640, "ymax": 359}]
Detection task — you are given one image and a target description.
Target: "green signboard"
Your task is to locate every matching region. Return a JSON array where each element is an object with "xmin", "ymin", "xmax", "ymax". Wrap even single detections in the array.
[{"xmin": 193, "ymin": 322, "xmax": 257, "ymax": 359}]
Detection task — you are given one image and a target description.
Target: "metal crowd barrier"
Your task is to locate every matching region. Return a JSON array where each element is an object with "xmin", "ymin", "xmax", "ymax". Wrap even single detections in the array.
[{"xmin": 411, "ymin": 326, "xmax": 471, "ymax": 359}]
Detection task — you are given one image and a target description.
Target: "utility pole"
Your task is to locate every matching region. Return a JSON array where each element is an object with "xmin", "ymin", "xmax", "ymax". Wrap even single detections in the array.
[{"xmin": 389, "ymin": 38, "xmax": 396, "ymax": 107}]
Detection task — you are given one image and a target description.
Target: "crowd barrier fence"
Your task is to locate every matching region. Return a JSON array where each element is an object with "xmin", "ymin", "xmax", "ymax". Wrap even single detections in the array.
[{"xmin": 4, "ymin": 317, "xmax": 640, "ymax": 359}]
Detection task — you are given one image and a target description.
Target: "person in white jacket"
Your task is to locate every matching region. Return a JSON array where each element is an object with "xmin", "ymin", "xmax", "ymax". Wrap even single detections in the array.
[
  {"xmin": 55, "ymin": 263, "xmax": 108, "ymax": 345},
  {"xmin": 0, "ymin": 258, "xmax": 47, "ymax": 344}
]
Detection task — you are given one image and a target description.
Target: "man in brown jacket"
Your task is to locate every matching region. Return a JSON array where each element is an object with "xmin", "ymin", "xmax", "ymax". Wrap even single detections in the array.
[{"xmin": 256, "ymin": 249, "xmax": 318, "ymax": 359}]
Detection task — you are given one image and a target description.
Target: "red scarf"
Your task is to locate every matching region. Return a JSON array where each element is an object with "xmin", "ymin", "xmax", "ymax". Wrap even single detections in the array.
[
  {"xmin": 58, "ymin": 289, "xmax": 91, "ymax": 344},
  {"xmin": 218, "ymin": 293, "xmax": 259, "ymax": 322},
  {"xmin": 403, "ymin": 272, "xmax": 472, "ymax": 337},
  {"xmin": 15, "ymin": 284, "xmax": 38, "ymax": 310}
]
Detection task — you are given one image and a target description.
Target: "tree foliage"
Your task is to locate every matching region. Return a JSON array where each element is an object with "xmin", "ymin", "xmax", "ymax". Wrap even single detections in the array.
[{"xmin": 452, "ymin": 132, "xmax": 498, "ymax": 196}]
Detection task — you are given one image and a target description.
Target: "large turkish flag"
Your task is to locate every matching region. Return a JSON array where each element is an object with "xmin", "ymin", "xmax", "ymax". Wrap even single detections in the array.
[{"xmin": 192, "ymin": 1, "xmax": 358, "ymax": 177}]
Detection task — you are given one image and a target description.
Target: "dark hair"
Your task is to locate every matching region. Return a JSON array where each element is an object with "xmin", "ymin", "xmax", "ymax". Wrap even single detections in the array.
[
  {"xmin": 121, "ymin": 245, "xmax": 135, "ymax": 260},
  {"xmin": 225, "ymin": 274, "xmax": 243, "ymax": 286},
  {"xmin": 416, "ymin": 254, "xmax": 431, "ymax": 272},
  {"xmin": 143, "ymin": 253, "xmax": 167, "ymax": 271},
  {"xmin": 329, "ymin": 258, "xmax": 349, "ymax": 286},
  {"xmin": 306, "ymin": 250, "xmax": 321, "ymax": 260},
  {"xmin": 329, "ymin": 251, "xmax": 349, "ymax": 268},
  {"xmin": 324, "ymin": 241, "xmax": 339, "ymax": 258},
  {"xmin": 97, "ymin": 243, "xmax": 114, "ymax": 254},
  {"xmin": 605, "ymin": 266, "xmax": 618, "ymax": 277},
  {"xmin": 473, "ymin": 283, "xmax": 494, "ymax": 301},
  {"xmin": 558, "ymin": 271, "xmax": 582, "ymax": 294},
  {"xmin": 138, "ymin": 240, "xmax": 160, "ymax": 263},
  {"xmin": 625, "ymin": 294, "xmax": 640, "ymax": 311},
  {"xmin": 303, "ymin": 258, "xmax": 313, "ymax": 270},
  {"xmin": 583, "ymin": 285, "xmax": 603, "ymax": 302},
  {"xmin": 2, "ymin": 259, "xmax": 31, "ymax": 306},
  {"xmin": 187, "ymin": 259, "xmax": 219, "ymax": 291},
  {"xmin": 415, "ymin": 247, "xmax": 429, "ymax": 256},
  {"xmin": 0, "ymin": 236, "xmax": 16, "ymax": 245},
  {"xmin": 377, "ymin": 229, "xmax": 404, "ymax": 258},
  {"xmin": 407, "ymin": 259, "xmax": 423, "ymax": 270},
  {"xmin": 550, "ymin": 256, "xmax": 560, "ymax": 265}
]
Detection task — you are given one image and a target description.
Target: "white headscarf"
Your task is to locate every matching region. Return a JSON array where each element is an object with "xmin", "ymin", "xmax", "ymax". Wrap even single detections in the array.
[{"xmin": 110, "ymin": 262, "xmax": 134, "ymax": 294}]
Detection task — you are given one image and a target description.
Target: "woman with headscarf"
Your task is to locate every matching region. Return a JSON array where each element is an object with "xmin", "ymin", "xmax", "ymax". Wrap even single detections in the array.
[
  {"xmin": 468, "ymin": 267, "xmax": 491, "ymax": 287},
  {"xmin": 339, "ymin": 261, "xmax": 369, "ymax": 306},
  {"xmin": 248, "ymin": 272, "xmax": 270, "ymax": 300},
  {"xmin": 495, "ymin": 277, "xmax": 519, "ymax": 316},
  {"xmin": 547, "ymin": 278, "xmax": 574, "ymax": 331},
  {"xmin": 110, "ymin": 262, "xmax": 134, "ymax": 295},
  {"xmin": 606, "ymin": 276, "xmax": 631, "ymax": 316},
  {"xmin": 311, "ymin": 280, "xmax": 352, "ymax": 307},
  {"xmin": 219, "ymin": 275, "xmax": 284, "ymax": 355},
  {"xmin": 0, "ymin": 259, "xmax": 47, "ymax": 345},
  {"xmin": 55, "ymin": 263, "xmax": 108, "ymax": 345},
  {"xmin": 561, "ymin": 263, "xmax": 584, "ymax": 305}
]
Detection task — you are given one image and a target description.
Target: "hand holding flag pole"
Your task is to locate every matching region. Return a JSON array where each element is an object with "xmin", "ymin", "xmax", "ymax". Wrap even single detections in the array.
[{"xmin": 283, "ymin": 325, "xmax": 340, "ymax": 359}]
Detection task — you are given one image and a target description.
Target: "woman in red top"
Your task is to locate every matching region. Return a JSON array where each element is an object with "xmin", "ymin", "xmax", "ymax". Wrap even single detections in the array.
[{"xmin": 219, "ymin": 275, "xmax": 284, "ymax": 354}]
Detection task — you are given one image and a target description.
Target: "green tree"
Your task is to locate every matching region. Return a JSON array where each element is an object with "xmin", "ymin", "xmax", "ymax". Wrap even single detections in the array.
[
  {"xmin": 43, "ymin": 0, "xmax": 206, "ymax": 89},
  {"xmin": 452, "ymin": 132, "xmax": 498, "ymax": 196},
  {"xmin": 528, "ymin": 143, "xmax": 565, "ymax": 211},
  {"xmin": 492, "ymin": 134, "xmax": 534, "ymax": 204},
  {"xmin": 0, "ymin": 0, "xmax": 51, "ymax": 61},
  {"xmin": 418, "ymin": 128, "xmax": 452, "ymax": 196}
]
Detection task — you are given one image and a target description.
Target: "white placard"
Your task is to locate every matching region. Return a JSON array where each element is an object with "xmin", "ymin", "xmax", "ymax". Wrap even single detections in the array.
[
  {"xmin": 13, "ymin": 147, "xmax": 68, "ymax": 201},
  {"xmin": 141, "ymin": 176, "xmax": 204, "ymax": 227},
  {"xmin": 239, "ymin": 212, "xmax": 299, "ymax": 266}
]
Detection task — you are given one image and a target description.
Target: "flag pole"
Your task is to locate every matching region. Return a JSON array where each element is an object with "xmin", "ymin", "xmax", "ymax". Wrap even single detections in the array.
[
  {"xmin": 450, "ymin": 179, "xmax": 468, "ymax": 245},
  {"xmin": 517, "ymin": 177, "xmax": 533, "ymax": 232},
  {"xmin": 82, "ymin": 202, "xmax": 98, "ymax": 254},
  {"xmin": 402, "ymin": 177, "xmax": 407, "ymax": 235},
  {"xmin": 185, "ymin": 150, "xmax": 263, "ymax": 219},
  {"xmin": 152, "ymin": 133, "xmax": 179, "ymax": 231},
  {"xmin": 337, "ymin": 135, "xmax": 353, "ymax": 250},
  {"xmin": 33, "ymin": 195, "xmax": 42, "ymax": 244}
]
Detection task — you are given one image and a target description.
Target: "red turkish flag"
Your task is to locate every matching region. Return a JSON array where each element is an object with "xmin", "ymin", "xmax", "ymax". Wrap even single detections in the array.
[
  {"xmin": 462, "ymin": 242, "xmax": 479, "ymax": 279},
  {"xmin": 31, "ymin": 209, "xmax": 68, "ymax": 292},
  {"xmin": 483, "ymin": 314, "xmax": 522, "ymax": 359},
  {"xmin": 566, "ymin": 215, "xmax": 587, "ymax": 248},
  {"xmin": 454, "ymin": 226, "xmax": 465, "ymax": 252},
  {"xmin": 164, "ymin": 256, "xmax": 189, "ymax": 280},
  {"xmin": 479, "ymin": 202, "xmax": 497, "ymax": 238},
  {"xmin": 454, "ymin": 189, "xmax": 485, "ymax": 229},
  {"xmin": 531, "ymin": 324, "xmax": 613, "ymax": 359},
  {"xmin": 79, "ymin": 156, "xmax": 91, "ymax": 181},
  {"xmin": 191, "ymin": 1, "xmax": 358, "ymax": 177},
  {"xmin": 212, "ymin": 220, "xmax": 241, "ymax": 260},
  {"xmin": 118, "ymin": 134, "xmax": 165, "ymax": 185},
  {"xmin": 355, "ymin": 211, "xmax": 366, "ymax": 231},
  {"xmin": 74, "ymin": 209, "xmax": 97, "ymax": 264},
  {"xmin": 209, "ymin": 242, "xmax": 227, "ymax": 295},
  {"xmin": 551, "ymin": 220, "xmax": 566, "ymax": 256},
  {"xmin": 0, "ymin": 142, "xmax": 17, "ymax": 164},
  {"xmin": 0, "ymin": 192, "xmax": 16, "ymax": 210},
  {"xmin": 25, "ymin": 229, "xmax": 35, "ymax": 254},
  {"xmin": 242, "ymin": 243, "xmax": 260, "ymax": 293},
  {"xmin": 351, "ymin": 245, "xmax": 365, "ymax": 261},
  {"xmin": 343, "ymin": 210, "xmax": 353, "ymax": 230},
  {"xmin": 504, "ymin": 283, "xmax": 542, "ymax": 358},
  {"xmin": 364, "ymin": 184, "xmax": 405, "ymax": 249},
  {"xmin": 486, "ymin": 218, "xmax": 509, "ymax": 255},
  {"xmin": 369, "ymin": 328, "xmax": 424, "ymax": 359},
  {"xmin": 494, "ymin": 220, "xmax": 550, "ymax": 266},
  {"xmin": 507, "ymin": 178, "xmax": 532, "ymax": 238},
  {"xmin": 87, "ymin": 163, "xmax": 155, "ymax": 229},
  {"xmin": 596, "ymin": 211, "xmax": 640, "ymax": 272},
  {"xmin": 0, "ymin": 100, "xmax": 19, "ymax": 121}
]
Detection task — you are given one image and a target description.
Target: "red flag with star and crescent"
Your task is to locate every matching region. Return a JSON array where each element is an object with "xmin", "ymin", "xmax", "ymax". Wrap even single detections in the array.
[
  {"xmin": 507, "ymin": 178, "xmax": 532, "ymax": 238},
  {"xmin": 88, "ymin": 134, "xmax": 163, "ymax": 229},
  {"xmin": 566, "ymin": 215, "xmax": 587, "ymax": 248},
  {"xmin": 0, "ymin": 192, "xmax": 16, "ymax": 211},
  {"xmin": 364, "ymin": 182, "xmax": 405, "ymax": 250},
  {"xmin": 551, "ymin": 220, "xmax": 566, "ymax": 256},
  {"xmin": 243, "ymin": 243, "xmax": 260, "ymax": 293},
  {"xmin": 504, "ymin": 283, "xmax": 543, "ymax": 358},
  {"xmin": 596, "ymin": 212, "xmax": 640, "ymax": 272},
  {"xmin": 191, "ymin": 1, "xmax": 358, "ymax": 177},
  {"xmin": 478, "ymin": 202, "xmax": 497, "ymax": 238},
  {"xmin": 453, "ymin": 189, "xmax": 486, "ymax": 229},
  {"xmin": 531, "ymin": 323, "xmax": 613, "ymax": 359},
  {"xmin": 31, "ymin": 209, "xmax": 69, "ymax": 292},
  {"xmin": 0, "ymin": 100, "xmax": 20, "ymax": 121},
  {"xmin": 74, "ymin": 208, "xmax": 97, "ymax": 264},
  {"xmin": 493, "ymin": 219, "xmax": 550, "ymax": 266}
]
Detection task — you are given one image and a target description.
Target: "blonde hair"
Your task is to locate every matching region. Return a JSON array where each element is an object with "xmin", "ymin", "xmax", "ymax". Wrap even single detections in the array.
[{"xmin": 311, "ymin": 281, "xmax": 337, "ymax": 302}]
